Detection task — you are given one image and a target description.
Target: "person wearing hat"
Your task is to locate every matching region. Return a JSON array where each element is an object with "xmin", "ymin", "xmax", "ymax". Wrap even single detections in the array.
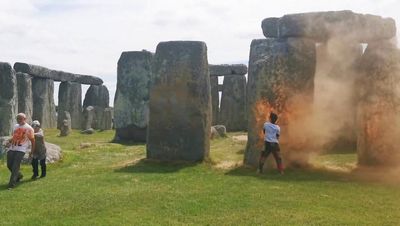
[
  {"xmin": 31, "ymin": 120, "xmax": 47, "ymax": 179},
  {"xmin": 7, "ymin": 113, "xmax": 35, "ymax": 189}
]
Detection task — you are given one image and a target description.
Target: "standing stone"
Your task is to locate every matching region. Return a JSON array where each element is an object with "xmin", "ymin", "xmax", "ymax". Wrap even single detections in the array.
[
  {"xmin": 147, "ymin": 41, "xmax": 211, "ymax": 161},
  {"xmin": 82, "ymin": 106, "xmax": 95, "ymax": 130},
  {"xmin": 32, "ymin": 78, "xmax": 57, "ymax": 128},
  {"xmin": 219, "ymin": 74, "xmax": 247, "ymax": 131},
  {"xmin": 244, "ymin": 38, "xmax": 316, "ymax": 167},
  {"xmin": 83, "ymin": 85, "xmax": 109, "ymax": 109},
  {"xmin": 210, "ymin": 76, "xmax": 219, "ymax": 125},
  {"xmin": 58, "ymin": 81, "xmax": 82, "ymax": 129},
  {"xmin": 59, "ymin": 111, "xmax": 71, "ymax": 136},
  {"xmin": 114, "ymin": 50, "xmax": 153, "ymax": 142},
  {"xmin": 357, "ymin": 41, "xmax": 400, "ymax": 166},
  {"xmin": 99, "ymin": 108, "xmax": 113, "ymax": 130},
  {"xmin": 0, "ymin": 62, "xmax": 17, "ymax": 136},
  {"xmin": 16, "ymin": 72, "xmax": 33, "ymax": 123}
]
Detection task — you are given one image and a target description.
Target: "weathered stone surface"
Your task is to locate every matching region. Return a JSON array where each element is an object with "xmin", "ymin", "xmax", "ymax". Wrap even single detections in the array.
[
  {"xmin": 81, "ymin": 128, "xmax": 95, "ymax": 134},
  {"xmin": 261, "ymin": 17, "xmax": 279, "ymax": 38},
  {"xmin": 263, "ymin": 10, "xmax": 396, "ymax": 43},
  {"xmin": 83, "ymin": 85, "xmax": 109, "ymax": 109},
  {"xmin": 244, "ymin": 38, "xmax": 316, "ymax": 167},
  {"xmin": 58, "ymin": 81, "xmax": 82, "ymax": 129},
  {"xmin": 147, "ymin": 41, "xmax": 211, "ymax": 161},
  {"xmin": 114, "ymin": 50, "xmax": 153, "ymax": 142},
  {"xmin": 356, "ymin": 41, "xmax": 400, "ymax": 166},
  {"xmin": 210, "ymin": 76, "xmax": 219, "ymax": 125},
  {"xmin": 98, "ymin": 107, "xmax": 113, "ymax": 130},
  {"xmin": 14, "ymin": 62, "xmax": 103, "ymax": 85},
  {"xmin": 16, "ymin": 72, "xmax": 33, "ymax": 123},
  {"xmin": 210, "ymin": 126, "xmax": 219, "ymax": 139},
  {"xmin": 313, "ymin": 39, "xmax": 362, "ymax": 150},
  {"xmin": 59, "ymin": 111, "xmax": 71, "ymax": 136},
  {"xmin": 219, "ymin": 75, "xmax": 247, "ymax": 131},
  {"xmin": 0, "ymin": 62, "xmax": 17, "ymax": 136},
  {"xmin": 209, "ymin": 64, "xmax": 248, "ymax": 76},
  {"xmin": 23, "ymin": 142, "xmax": 62, "ymax": 164},
  {"xmin": 213, "ymin": 125, "xmax": 227, "ymax": 137},
  {"xmin": 0, "ymin": 136, "xmax": 11, "ymax": 157},
  {"xmin": 32, "ymin": 78, "xmax": 57, "ymax": 128},
  {"xmin": 82, "ymin": 106, "xmax": 95, "ymax": 130}
]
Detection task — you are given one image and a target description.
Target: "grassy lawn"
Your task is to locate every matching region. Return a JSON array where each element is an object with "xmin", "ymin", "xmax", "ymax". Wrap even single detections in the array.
[{"xmin": 0, "ymin": 129, "xmax": 399, "ymax": 225}]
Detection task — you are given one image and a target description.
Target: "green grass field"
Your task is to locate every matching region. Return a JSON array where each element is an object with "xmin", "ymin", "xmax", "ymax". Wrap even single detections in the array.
[{"xmin": 0, "ymin": 129, "xmax": 399, "ymax": 225}]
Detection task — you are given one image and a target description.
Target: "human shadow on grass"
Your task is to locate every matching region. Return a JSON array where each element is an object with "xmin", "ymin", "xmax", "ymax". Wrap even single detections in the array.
[
  {"xmin": 114, "ymin": 158, "xmax": 201, "ymax": 174},
  {"xmin": 0, "ymin": 177, "xmax": 38, "ymax": 191}
]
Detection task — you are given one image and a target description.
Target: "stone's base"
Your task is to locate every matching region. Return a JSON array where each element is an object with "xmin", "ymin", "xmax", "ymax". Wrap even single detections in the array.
[{"xmin": 114, "ymin": 125, "xmax": 147, "ymax": 142}]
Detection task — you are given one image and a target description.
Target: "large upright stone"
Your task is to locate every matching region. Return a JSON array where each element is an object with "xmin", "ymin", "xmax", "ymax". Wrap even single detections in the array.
[
  {"xmin": 219, "ymin": 75, "xmax": 247, "ymax": 131},
  {"xmin": 262, "ymin": 11, "xmax": 396, "ymax": 43},
  {"xmin": 59, "ymin": 111, "xmax": 71, "ymax": 137},
  {"xmin": 356, "ymin": 41, "xmax": 400, "ymax": 166},
  {"xmin": 99, "ymin": 108, "xmax": 113, "ymax": 130},
  {"xmin": 210, "ymin": 76, "xmax": 219, "ymax": 125},
  {"xmin": 114, "ymin": 50, "xmax": 153, "ymax": 142},
  {"xmin": 58, "ymin": 81, "xmax": 82, "ymax": 129},
  {"xmin": 244, "ymin": 38, "xmax": 316, "ymax": 166},
  {"xmin": 82, "ymin": 106, "xmax": 95, "ymax": 130},
  {"xmin": 0, "ymin": 63, "xmax": 17, "ymax": 136},
  {"xmin": 147, "ymin": 41, "xmax": 211, "ymax": 161},
  {"xmin": 83, "ymin": 85, "xmax": 109, "ymax": 109},
  {"xmin": 32, "ymin": 78, "xmax": 57, "ymax": 128},
  {"xmin": 16, "ymin": 72, "xmax": 33, "ymax": 123}
]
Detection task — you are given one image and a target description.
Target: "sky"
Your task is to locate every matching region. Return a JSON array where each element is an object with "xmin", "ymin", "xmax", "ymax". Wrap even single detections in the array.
[{"xmin": 1, "ymin": 0, "xmax": 399, "ymax": 106}]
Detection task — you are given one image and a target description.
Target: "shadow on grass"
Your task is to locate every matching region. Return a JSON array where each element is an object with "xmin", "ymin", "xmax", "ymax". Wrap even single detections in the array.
[
  {"xmin": 0, "ymin": 177, "xmax": 38, "ymax": 191},
  {"xmin": 110, "ymin": 140, "xmax": 146, "ymax": 146},
  {"xmin": 114, "ymin": 158, "xmax": 200, "ymax": 174},
  {"xmin": 226, "ymin": 164, "xmax": 400, "ymax": 186},
  {"xmin": 225, "ymin": 165, "xmax": 353, "ymax": 183}
]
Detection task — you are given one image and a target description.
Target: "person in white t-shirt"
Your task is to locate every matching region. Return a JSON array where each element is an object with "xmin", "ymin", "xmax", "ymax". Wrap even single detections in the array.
[
  {"xmin": 258, "ymin": 112, "xmax": 284, "ymax": 174},
  {"xmin": 6, "ymin": 113, "xmax": 35, "ymax": 189}
]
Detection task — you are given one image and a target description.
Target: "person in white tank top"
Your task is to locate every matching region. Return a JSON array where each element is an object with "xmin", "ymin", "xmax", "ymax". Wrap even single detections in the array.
[{"xmin": 258, "ymin": 112, "xmax": 284, "ymax": 174}]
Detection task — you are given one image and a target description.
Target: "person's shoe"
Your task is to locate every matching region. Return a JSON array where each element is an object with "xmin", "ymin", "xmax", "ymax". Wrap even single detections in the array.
[
  {"xmin": 31, "ymin": 175, "xmax": 38, "ymax": 180},
  {"xmin": 256, "ymin": 169, "xmax": 263, "ymax": 174},
  {"xmin": 40, "ymin": 175, "xmax": 46, "ymax": 178},
  {"xmin": 7, "ymin": 184, "xmax": 15, "ymax": 190},
  {"xmin": 279, "ymin": 170, "xmax": 284, "ymax": 175},
  {"xmin": 16, "ymin": 174, "xmax": 23, "ymax": 182}
]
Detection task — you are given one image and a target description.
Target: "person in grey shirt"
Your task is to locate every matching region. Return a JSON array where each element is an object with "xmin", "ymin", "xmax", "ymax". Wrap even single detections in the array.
[
  {"xmin": 258, "ymin": 112, "xmax": 284, "ymax": 174},
  {"xmin": 31, "ymin": 120, "xmax": 47, "ymax": 179}
]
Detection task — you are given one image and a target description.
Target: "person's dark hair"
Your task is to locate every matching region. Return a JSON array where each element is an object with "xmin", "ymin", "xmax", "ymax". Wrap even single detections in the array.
[{"xmin": 269, "ymin": 112, "xmax": 278, "ymax": 124}]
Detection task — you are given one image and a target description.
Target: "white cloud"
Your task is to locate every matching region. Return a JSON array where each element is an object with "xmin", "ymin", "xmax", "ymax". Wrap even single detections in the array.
[{"xmin": 1, "ymin": 0, "xmax": 400, "ymax": 106}]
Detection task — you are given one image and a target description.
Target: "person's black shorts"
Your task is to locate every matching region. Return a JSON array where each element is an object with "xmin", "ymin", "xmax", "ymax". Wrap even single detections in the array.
[{"xmin": 261, "ymin": 141, "xmax": 280, "ymax": 157}]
